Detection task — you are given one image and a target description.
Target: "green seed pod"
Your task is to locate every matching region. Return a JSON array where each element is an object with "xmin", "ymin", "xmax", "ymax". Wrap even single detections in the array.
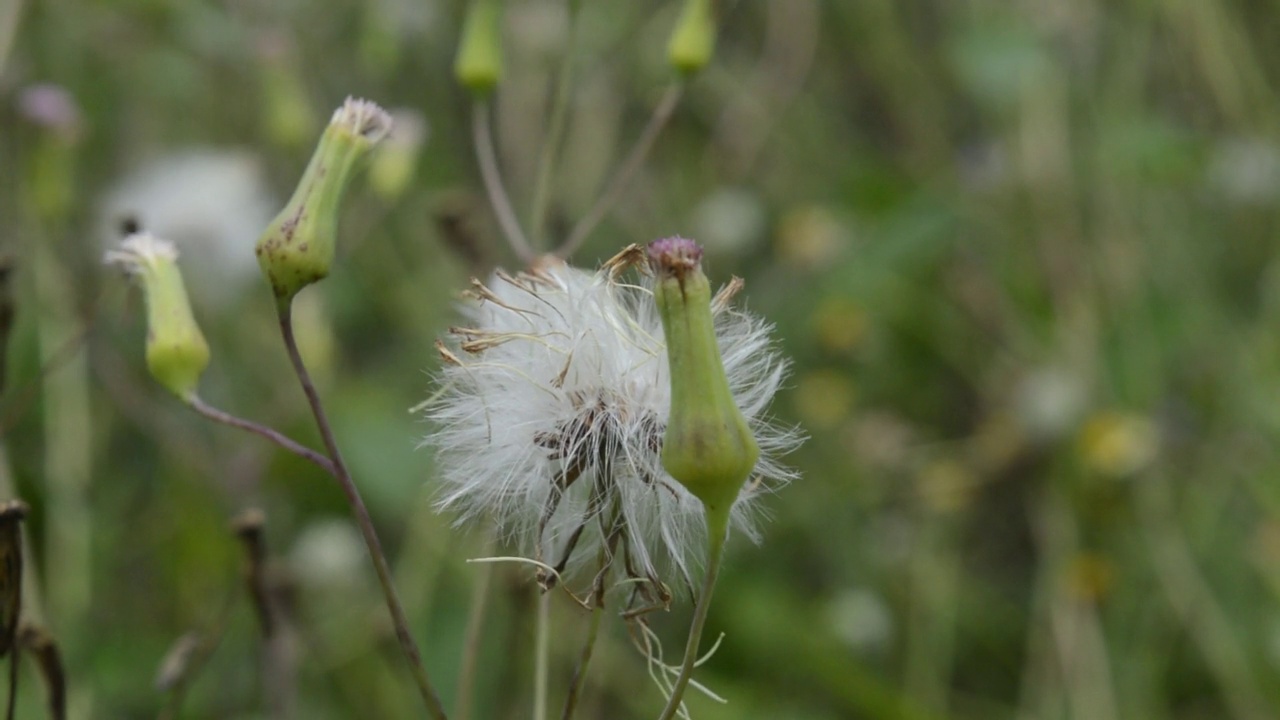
[
  {"xmin": 667, "ymin": 0, "xmax": 716, "ymax": 76},
  {"xmin": 649, "ymin": 237, "xmax": 758, "ymax": 519},
  {"xmin": 105, "ymin": 235, "xmax": 210, "ymax": 403},
  {"xmin": 255, "ymin": 98, "xmax": 392, "ymax": 305},
  {"xmin": 455, "ymin": 0, "xmax": 504, "ymax": 95}
]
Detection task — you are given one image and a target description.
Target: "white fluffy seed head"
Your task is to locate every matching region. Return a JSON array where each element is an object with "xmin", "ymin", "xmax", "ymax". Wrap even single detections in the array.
[{"xmin": 421, "ymin": 250, "xmax": 800, "ymax": 597}]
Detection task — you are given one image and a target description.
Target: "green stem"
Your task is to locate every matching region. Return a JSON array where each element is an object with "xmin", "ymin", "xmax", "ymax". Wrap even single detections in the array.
[
  {"xmin": 533, "ymin": 590, "xmax": 551, "ymax": 720},
  {"xmin": 34, "ymin": 230, "xmax": 92, "ymax": 655},
  {"xmin": 562, "ymin": 509, "xmax": 615, "ymax": 720},
  {"xmin": 560, "ymin": 602, "xmax": 604, "ymax": 720},
  {"xmin": 473, "ymin": 100, "xmax": 534, "ymax": 264},
  {"xmin": 1137, "ymin": 477, "xmax": 1269, "ymax": 720},
  {"xmin": 656, "ymin": 511, "xmax": 728, "ymax": 720},
  {"xmin": 277, "ymin": 304, "xmax": 448, "ymax": 720},
  {"xmin": 557, "ymin": 83, "xmax": 684, "ymax": 260},
  {"xmin": 189, "ymin": 397, "xmax": 335, "ymax": 475},
  {"xmin": 527, "ymin": 1, "xmax": 579, "ymax": 250},
  {"xmin": 455, "ymin": 536, "xmax": 497, "ymax": 720}
]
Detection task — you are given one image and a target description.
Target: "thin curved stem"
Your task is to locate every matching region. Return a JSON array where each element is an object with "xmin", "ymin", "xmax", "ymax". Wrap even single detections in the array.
[
  {"xmin": 0, "ymin": 305, "xmax": 90, "ymax": 438},
  {"xmin": 277, "ymin": 304, "xmax": 448, "ymax": 720},
  {"xmin": 455, "ymin": 536, "xmax": 497, "ymax": 720},
  {"xmin": 655, "ymin": 516, "xmax": 727, "ymax": 720},
  {"xmin": 189, "ymin": 397, "xmax": 335, "ymax": 475},
  {"xmin": 533, "ymin": 590, "xmax": 551, "ymax": 720},
  {"xmin": 557, "ymin": 83, "xmax": 684, "ymax": 260},
  {"xmin": 473, "ymin": 100, "xmax": 534, "ymax": 264},
  {"xmin": 560, "ymin": 603, "xmax": 604, "ymax": 720},
  {"xmin": 561, "ymin": 511, "xmax": 615, "ymax": 720},
  {"xmin": 527, "ymin": 1, "xmax": 580, "ymax": 251}
]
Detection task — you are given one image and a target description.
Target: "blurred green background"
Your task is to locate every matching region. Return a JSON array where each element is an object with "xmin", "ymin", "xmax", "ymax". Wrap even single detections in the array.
[{"xmin": 4, "ymin": 0, "xmax": 1280, "ymax": 718}]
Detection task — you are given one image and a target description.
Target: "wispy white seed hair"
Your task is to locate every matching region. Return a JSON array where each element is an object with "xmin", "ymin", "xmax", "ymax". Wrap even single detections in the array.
[
  {"xmin": 422, "ymin": 248, "xmax": 800, "ymax": 597},
  {"xmin": 332, "ymin": 97, "xmax": 393, "ymax": 142},
  {"xmin": 103, "ymin": 232, "xmax": 179, "ymax": 272}
]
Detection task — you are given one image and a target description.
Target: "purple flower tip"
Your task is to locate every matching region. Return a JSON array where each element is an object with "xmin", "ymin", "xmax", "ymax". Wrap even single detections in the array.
[
  {"xmin": 647, "ymin": 236, "xmax": 703, "ymax": 277},
  {"xmin": 18, "ymin": 84, "xmax": 82, "ymax": 139}
]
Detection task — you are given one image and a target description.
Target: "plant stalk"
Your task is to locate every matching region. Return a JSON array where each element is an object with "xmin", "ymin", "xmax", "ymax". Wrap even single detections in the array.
[
  {"xmin": 455, "ymin": 536, "xmax": 497, "ymax": 720},
  {"xmin": 557, "ymin": 83, "xmax": 684, "ymax": 259},
  {"xmin": 277, "ymin": 303, "xmax": 448, "ymax": 720},
  {"xmin": 473, "ymin": 100, "xmax": 534, "ymax": 264},
  {"xmin": 533, "ymin": 590, "xmax": 552, "ymax": 720},
  {"xmin": 656, "ymin": 512, "xmax": 727, "ymax": 720},
  {"xmin": 189, "ymin": 397, "xmax": 335, "ymax": 475},
  {"xmin": 527, "ymin": 1, "xmax": 579, "ymax": 250},
  {"xmin": 560, "ymin": 603, "xmax": 604, "ymax": 720}
]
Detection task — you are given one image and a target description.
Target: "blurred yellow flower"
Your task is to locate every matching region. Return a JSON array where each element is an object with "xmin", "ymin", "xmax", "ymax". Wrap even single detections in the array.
[
  {"xmin": 1066, "ymin": 552, "xmax": 1115, "ymax": 602},
  {"xmin": 794, "ymin": 369, "xmax": 855, "ymax": 430},
  {"xmin": 812, "ymin": 297, "xmax": 867, "ymax": 354},
  {"xmin": 917, "ymin": 459, "xmax": 976, "ymax": 515},
  {"xmin": 1077, "ymin": 411, "xmax": 1158, "ymax": 477},
  {"xmin": 776, "ymin": 205, "xmax": 847, "ymax": 270}
]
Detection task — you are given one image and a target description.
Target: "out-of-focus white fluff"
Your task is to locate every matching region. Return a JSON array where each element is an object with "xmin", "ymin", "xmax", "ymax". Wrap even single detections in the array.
[
  {"xmin": 422, "ymin": 250, "xmax": 799, "ymax": 597},
  {"xmin": 99, "ymin": 150, "xmax": 275, "ymax": 307}
]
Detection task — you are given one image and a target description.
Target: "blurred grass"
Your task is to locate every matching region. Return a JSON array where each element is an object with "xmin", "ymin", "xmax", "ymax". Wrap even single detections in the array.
[{"xmin": 2, "ymin": 0, "xmax": 1280, "ymax": 718}]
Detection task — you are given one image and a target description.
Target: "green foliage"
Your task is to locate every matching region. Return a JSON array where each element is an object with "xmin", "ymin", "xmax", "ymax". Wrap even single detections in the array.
[{"xmin": 3, "ymin": 0, "xmax": 1280, "ymax": 717}]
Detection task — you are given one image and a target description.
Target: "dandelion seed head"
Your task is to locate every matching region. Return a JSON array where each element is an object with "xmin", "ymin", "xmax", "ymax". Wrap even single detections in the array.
[{"xmin": 422, "ymin": 249, "xmax": 800, "ymax": 597}]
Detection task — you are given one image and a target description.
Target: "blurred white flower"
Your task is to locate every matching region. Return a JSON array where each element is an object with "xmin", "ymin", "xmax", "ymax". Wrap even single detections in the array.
[
  {"xmin": 1014, "ymin": 366, "xmax": 1086, "ymax": 442},
  {"xmin": 100, "ymin": 149, "xmax": 275, "ymax": 307},
  {"xmin": 422, "ymin": 247, "xmax": 799, "ymax": 601},
  {"xmin": 290, "ymin": 518, "xmax": 366, "ymax": 592},
  {"xmin": 1208, "ymin": 136, "xmax": 1280, "ymax": 205},
  {"xmin": 691, "ymin": 187, "xmax": 766, "ymax": 255},
  {"xmin": 828, "ymin": 588, "xmax": 894, "ymax": 653}
]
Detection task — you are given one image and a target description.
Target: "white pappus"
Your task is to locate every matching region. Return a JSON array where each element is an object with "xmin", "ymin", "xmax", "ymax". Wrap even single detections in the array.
[{"xmin": 422, "ymin": 245, "xmax": 800, "ymax": 605}]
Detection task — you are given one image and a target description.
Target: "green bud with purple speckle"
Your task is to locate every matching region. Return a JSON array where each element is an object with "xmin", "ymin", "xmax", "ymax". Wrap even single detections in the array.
[{"xmin": 255, "ymin": 98, "xmax": 391, "ymax": 306}]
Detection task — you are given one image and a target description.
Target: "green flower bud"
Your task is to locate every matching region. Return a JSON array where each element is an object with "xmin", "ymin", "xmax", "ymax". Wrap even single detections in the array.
[
  {"xmin": 105, "ymin": 234, "xmax": 209, "ymax": 402},
  {"xmin": 650, "ymin": 237, "xmax": 758, "ymax": 519},
  {"xmin": 667, "ymin": 0, "xmax": 716, "ymax": 76},
  {"xmin": 455, "ymin": 0, "xmax": 503, "ymax": 94},
  {"xmin": 255, "ymin": 98, "xmax": 392, "ymax": 305}
]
